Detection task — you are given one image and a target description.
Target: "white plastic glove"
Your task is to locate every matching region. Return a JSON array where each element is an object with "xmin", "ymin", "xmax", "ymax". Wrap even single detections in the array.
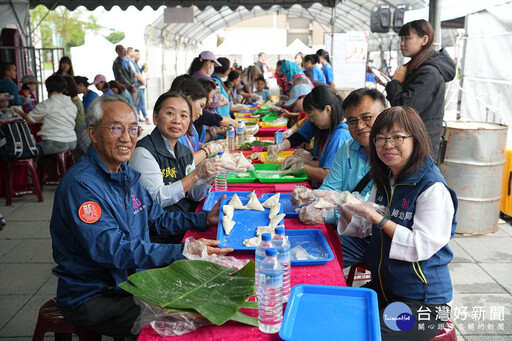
[
  {"xmin": 192, "ymin": 158, "xmax": 243, "ymax": 181},
  {"xmin": 291, "ymin": 186, "xmax": 314, "ymax": 206},
  {"xmin": 299, "ymin": 205, "xmax": 326, "ymax": 225},
  {"xmin": 280, "ymin": 155, "xmax": 304, "ymax": 170},
  {"xmin": 313, "ymin": 190, "xmax": 349, "ymax": 206},
  {"xmin": 341, "ymin": 201, "xmax": 389, "ymax": 224},
  {"xmin": 267, "ymin": 142, "xmax": 286, "ymax": 160},
  {"xmin": 281, "ymin": 161, "xmax": 304, "ymax": 176},
  {"xmin": 282, "ymin": 128, "xmax": 295, "ymax": 139},
  {"xmin": 280, "ymin": 149, "xmax": 313, "ymax": 170},
  {"xmin": 204, "ymin": 142, "xmax": 225, "ymax": 155}
]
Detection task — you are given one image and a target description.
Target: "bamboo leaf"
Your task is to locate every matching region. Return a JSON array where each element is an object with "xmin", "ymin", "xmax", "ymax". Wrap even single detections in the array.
[
  {"xmin": 120, "ymin": 260, "xmax": 255, "ymax": 326},
  {"xmin": 230, "ymin": 311, "xmax": 259, "ymax": 327}
]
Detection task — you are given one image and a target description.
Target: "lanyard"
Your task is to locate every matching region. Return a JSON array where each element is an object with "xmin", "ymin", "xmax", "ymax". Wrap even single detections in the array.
[
  {"xmin": 318, "ymin": 124, "xmax": 343, "ymax": 160},
  {"xmin": 184, "ymin": 132, "xmax": 198, "ymax": 152}
]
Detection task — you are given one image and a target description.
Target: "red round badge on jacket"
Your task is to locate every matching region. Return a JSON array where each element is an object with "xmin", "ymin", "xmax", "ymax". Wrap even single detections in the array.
[{"xmin": 78, "ymin": 201, "xmax": 102, "ymax": 224}]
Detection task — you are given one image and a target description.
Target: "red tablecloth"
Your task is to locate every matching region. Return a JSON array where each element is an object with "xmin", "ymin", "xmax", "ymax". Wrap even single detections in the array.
[
  {"xmin": 255, "ymin": 127, "xmax": 284, "ymax": 138},
  {"xmin": 138, "ymin": 184, "xmax": 346, "ymax": 340}
]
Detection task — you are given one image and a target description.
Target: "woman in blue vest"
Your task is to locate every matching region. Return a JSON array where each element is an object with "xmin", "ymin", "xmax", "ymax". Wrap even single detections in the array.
[
  {"xmin": 341, "ymin": 106, "xmax": 457, "ymax": 340},
  {"xmin": 279, "ymin": 85, "xmax": 351, "ymax": 185}
]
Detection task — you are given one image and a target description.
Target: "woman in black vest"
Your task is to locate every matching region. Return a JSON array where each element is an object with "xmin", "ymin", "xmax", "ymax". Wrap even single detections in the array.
[{"xmin": 129, "ymin": 92, "xmax": 239, "ymax": 215}]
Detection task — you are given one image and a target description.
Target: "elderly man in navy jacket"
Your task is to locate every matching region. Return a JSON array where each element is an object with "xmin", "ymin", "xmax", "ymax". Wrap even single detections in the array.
[{"xmin": 50, "ymin": 95, "xmax": 231, "ymax": 337}]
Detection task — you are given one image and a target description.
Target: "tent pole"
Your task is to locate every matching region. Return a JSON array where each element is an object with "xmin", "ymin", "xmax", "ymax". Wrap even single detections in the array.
[
  {"xmin": 330, "ymin": 1, "xmax": 338, "ymax": 64},
  {"xmin": 456, "ymin": 16, "xmax": 469, "ymax": 120},
  {"xmin": 428, "ymin": 0, "xmax": 442, "ymax": 50}
]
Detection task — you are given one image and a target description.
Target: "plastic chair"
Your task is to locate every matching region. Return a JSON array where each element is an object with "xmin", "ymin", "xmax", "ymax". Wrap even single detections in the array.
[
  {"xmin": 345, "ymin": 262, "xmax": 371, "ymax": 287},
  {"xmin": 5, "ymin": 158, "xmax": 43, "ymax": 206},
  {"xmin": 32, "ymin": 298, "xmax": 125, "ymax": 341},
  {"xmin": 39, "ymin": 151, "xmax": 75, "ymax": 185},
  {"xmin": 345, "ymin": 264, "xmax": 457, "ymax": 341},
  {"xmin": 429, "ymin": 318, "xmax": 457, "ymax": 340}
]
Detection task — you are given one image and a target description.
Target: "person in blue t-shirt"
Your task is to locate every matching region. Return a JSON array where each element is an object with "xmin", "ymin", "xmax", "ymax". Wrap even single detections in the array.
[
  {"xmin": 276, "ymin": 85, "xmax": 351, "ymax": 184},
  {"xmin": 317, "ymin": 49, "xmax": 336, "ymax": 90},
  {"xmin": 74, "ymin": 76, "xmax": 99, "ymax": 113},
  {"xmin": 254, "ymin": 76, "xmax": 270, "ymax": 101},
  {"xmin": 303, "ymin": 54, "xmax": 326, "ymax": 84},
  {"xmin": 211, "ymin": 57, "xmax": 231, "ymax": 117}
]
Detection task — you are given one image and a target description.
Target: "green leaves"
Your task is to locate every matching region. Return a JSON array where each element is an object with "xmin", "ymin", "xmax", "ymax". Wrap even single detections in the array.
[{"xmin": 120, "ymin": 260, "xmax": 257, "ymax": 326}]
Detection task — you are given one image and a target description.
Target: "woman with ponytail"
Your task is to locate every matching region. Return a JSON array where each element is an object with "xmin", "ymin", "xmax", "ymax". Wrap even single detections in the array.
[{"xmin": 379, "ymin": 19, "xmax": 456, "ymax": 161}]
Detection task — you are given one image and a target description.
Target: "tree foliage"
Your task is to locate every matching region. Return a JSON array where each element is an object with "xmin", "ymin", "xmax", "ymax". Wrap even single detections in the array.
[
  {"xmin": 104, "ymin": 31, "xmax": 125, "ymax": 45},
  {"xmin": 30, "ymin": 5, "xmax": 101, "ymax": 55}
]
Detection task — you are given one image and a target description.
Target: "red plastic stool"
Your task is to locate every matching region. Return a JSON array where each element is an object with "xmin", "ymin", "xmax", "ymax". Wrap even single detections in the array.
[
  {"xmin": 32, "ymin": 298, "xmax": 125, "ymax": 341},
  {"xmin": 429, "ymin": 318, "xmax": 457, "ymax": 340},
  {"xmin": 6, "ymin": 158, "xmax": 43, "ymax": 206},
  {"xmin": 39, "ymin": 151, "xmax": 75, "ymax": 185},
  {"xmin": 345, "ymin": 262, "xmax": 372, "ymax": 287}
]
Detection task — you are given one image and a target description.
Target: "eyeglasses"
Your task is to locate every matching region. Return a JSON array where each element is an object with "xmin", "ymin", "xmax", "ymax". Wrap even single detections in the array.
[
  {"xmin": 346, "ymin": 114, "xmax": 374, "ymax": 127},
  {"xmin": 103, "ymin": 125, "xmax": 142, "ymax": 138},
  {"xmin": 373, "ymin": 135, "xmax": 412, "ymax": 147}
]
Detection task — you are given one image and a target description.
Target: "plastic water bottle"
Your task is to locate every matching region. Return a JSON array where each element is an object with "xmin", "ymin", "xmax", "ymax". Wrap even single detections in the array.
[
  {"xmin": 255, "ymin": 233, "xmax": 273, "ymax": 294},
  {"xmin": 272, "ymin": 227, "xmax": 291, "ymax": 302},
  {"xmin": 258, "ymin": 247, "xmax": 283, "ymax": 334},
  {"xmin": 214, "ymin": 152, "xmax": 227, "ymax": 191},
  {"xmin": 235, "ymin": 120, "xmax": 245, "ymax": 148},
  {"xmin": 227, "ymin": 124, "xmax": 236, "ymax": 150}
]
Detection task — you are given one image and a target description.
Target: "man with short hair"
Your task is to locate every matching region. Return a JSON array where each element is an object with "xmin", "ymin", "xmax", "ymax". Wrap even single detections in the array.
[
  {"xmin": 112, "ymin": 45, "xmax": 137, "ymax": 106},
  {"xmin": 50, "ymin": 95, "xmax": 231, "ymax": 337},
  {"xmin": 296, "ymin": 88, "xmax": 387, "ymax": 267},
  {"xmin": 255, "ymin": 52, "xmax": 267, "ymax": 76},
  {"xmin": 133, "ymin": 49, "xmax": 149, "ymax": 124}
]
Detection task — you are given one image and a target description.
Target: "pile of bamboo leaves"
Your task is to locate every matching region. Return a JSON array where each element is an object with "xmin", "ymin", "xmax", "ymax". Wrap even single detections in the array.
[{"xmin": 120, "ymin": 259, "xmax": 258, "ymax": 328}]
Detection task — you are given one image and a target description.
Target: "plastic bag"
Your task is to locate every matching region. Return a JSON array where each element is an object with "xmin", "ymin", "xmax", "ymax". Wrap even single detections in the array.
[
  {"xmin": 337, "ymin": 201, "xmax": 389, "ymax": 238},
  {"xmin": 132, "ymin": 297, "xmax": 212, "ymax": 337},
  {"xmin": 182, "ymin": 237, "xmax": 249, "ymax": 270}
]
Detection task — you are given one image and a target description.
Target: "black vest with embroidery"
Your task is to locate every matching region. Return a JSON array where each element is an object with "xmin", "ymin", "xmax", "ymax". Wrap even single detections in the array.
[{"xmin": 137, "ymin": 129, "xmax": 197, "ymax": 212}]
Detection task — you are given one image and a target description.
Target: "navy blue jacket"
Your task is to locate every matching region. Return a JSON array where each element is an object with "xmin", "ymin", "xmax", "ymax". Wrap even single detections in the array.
[
  {"xmin": 365, "ymin": 156, "xmax": 458, "ymax": 304},
  {"xmin": 51, "ymin": 146, "xmax": 207, "ymax": 310}
]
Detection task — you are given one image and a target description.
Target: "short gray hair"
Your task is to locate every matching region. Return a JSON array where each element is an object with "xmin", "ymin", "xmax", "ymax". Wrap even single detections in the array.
[{"xmin": 85, "ymin": 95, "xmax": 138, "ymax": 127}]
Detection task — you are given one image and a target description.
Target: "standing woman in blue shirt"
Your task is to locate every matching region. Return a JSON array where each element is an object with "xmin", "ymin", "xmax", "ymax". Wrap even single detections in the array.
[
  {"xmin": 281, "ymin": 85, "xmax": 351, "ymax": 184},
  {"xmin": 316, "ymin": 49, "xmax": 336, "ymax": 90}
]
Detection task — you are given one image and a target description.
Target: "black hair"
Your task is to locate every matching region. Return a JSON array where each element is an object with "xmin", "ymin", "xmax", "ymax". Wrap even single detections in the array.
[
  {"xmin": 188, "ymin": 57, "xmax": 207, "ymax": 75},
  {"xmin": 56, "ymin": 56, "xmax": 75, "ymax": 77},
  {"xmin": 170, "ymin": 77, "xmax": 207, "ymax": 102},
  {"xmin": 169, "ymin": 74, "xmax": 194, "ymax": 91},
  {"xmin": 62, "ymin": 75, "xmax": 78, "ymax": 98},
  {"xmin": 0, "ymin": 63, "xmax": 15, "ymax": 78},
  {"xmin": 224, "ymin": 80, "xmax": 233, "ymax": 90},
  {"xmin": 304, "ymin": 54, "xmax": 319, "ymax": 64},
  {"xmin": 45, "ymin": 74, "xmax": 67, "ymax": 94},
  {"xmin": 153, "ymin": 91, "xmax": 193, "ymax": 120},
  {"xmin": 228, "ymin": 70, "xmax": 240, "ymax": 82},
  {"xmin": 214, "ymin": 57, "xmax": 231, "ymax": 75},
  {"xmin": 74, "ymin": 76, "xmax": 89, "ymax": 87},
  {"xmin": 255, "ymin": 76, "xmax": 265, "ymax": 83},
  {"xmin": 342, "ymin": 88, "xmax": 387, "ymax": 113},
  {"xmin": 302, "ymin": 85, "xmax": 344, "ymax": 147},
  {"xmin": 316, "ymin": 49, "xmax": 331, "ymax": 64},
  {"xmin": 369, "ymin": 106, "xmax": 430, "ymax": 190}
]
